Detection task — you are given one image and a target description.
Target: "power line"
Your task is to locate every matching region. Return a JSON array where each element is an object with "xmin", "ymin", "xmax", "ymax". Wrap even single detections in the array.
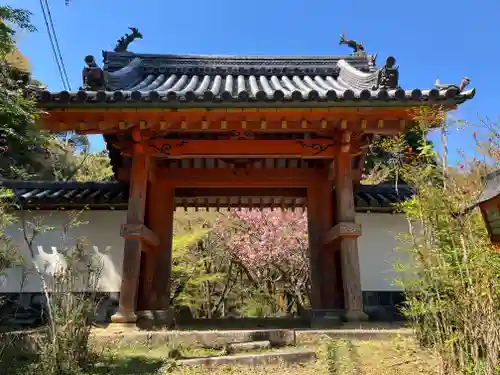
[
  {"xmin": 38, "ymin": 0, "xmax": 70, "ymax": 91},
  {"xmin": 38, "ymin": 0, "xmax": 65, "ymax": 89},
  {"xmin": 43, "ymin": 0, "xmax": 71, "ymax": 90}
]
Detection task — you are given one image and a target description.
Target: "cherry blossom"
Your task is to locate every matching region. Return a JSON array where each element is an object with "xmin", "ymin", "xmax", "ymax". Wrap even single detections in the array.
[{"xmin": 214, "ymin": 208, "xmax": 308, "ymax": 270}]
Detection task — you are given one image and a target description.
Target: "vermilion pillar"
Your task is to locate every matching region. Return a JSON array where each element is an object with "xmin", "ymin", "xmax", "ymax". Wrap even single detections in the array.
[
  {"xmin": 307, "ymin": 173, "xmax": 344, "ymax": 314},
  {"xmin": 136, "ymin": 180, "xmax": 175, "ymax": 327},
  {"xmin": 307, "ymin": 182, "xmax": 326, "ymax": 310},
  {"xmin": 334, "ymin": 132, "xmax": 368, "ymax": 321},
  {"xmin": 111, "ymin": 146, "xmax": 149, "ymax": 324}
]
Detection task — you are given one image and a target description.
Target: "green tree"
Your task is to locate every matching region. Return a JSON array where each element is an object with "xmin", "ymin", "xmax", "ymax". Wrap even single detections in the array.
[
  {"xmin": 0, "ymin": 6, "xmax": 50, "ymax": 179},
  {"xmin": 366, "ymin": 107, "xmax": 500, "ymax": 374},
  {"xmin": 0, "ymin": 6, "xmax": 112, "ymax": 182},
  {"xmin": 363, "ymin": 128, "xmax": 435, "ymax": 185},
  {"xmin": 71, "ymin": 150, "xmax": 114, "ymax": 181}
]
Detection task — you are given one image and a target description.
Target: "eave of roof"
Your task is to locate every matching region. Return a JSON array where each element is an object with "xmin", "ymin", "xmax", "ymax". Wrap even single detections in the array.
[
  {"xmin": 0, "ymin": 180, "xmax": 413, "ymax": 213},
  {"xmin": 472, "ymin": 169, "xmax": 500, "ymax": 207},
  {"xmin": 36, "ymin": 52, "xmax": 475, "ymax": 108}
]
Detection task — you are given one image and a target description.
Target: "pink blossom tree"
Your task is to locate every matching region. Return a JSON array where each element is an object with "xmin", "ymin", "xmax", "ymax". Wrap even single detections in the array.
[{"xmin": 214, "ymin": 208, "xmax": 310, "ymax": 316}]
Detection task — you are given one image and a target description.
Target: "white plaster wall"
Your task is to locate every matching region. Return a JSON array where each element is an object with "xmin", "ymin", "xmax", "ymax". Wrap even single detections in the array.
[
  {"xmin": 0, "ymin": 210, "xmax": 412, "ymax": 294},
  {"xmin": 0, "ymin": 211, "xmax": 126, "ymax": 293},
  {"xmin": 356, "ymin": 213, "xmax": 412, "ymax": 292}
]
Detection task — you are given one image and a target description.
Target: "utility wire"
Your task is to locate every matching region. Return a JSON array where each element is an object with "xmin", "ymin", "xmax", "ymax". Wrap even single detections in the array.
[
  {"xmin": 43, "ymin": 0, "xmax": 71, "ymax": 90},
  {"xmin": 38, "ymin": 0, "xmax": 70, "ymax": 91}
]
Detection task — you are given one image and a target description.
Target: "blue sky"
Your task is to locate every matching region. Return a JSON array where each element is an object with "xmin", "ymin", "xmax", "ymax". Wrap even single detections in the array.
[{"xmin": 8, "ymin": 0, "xmax": 499, "ymax": 163}]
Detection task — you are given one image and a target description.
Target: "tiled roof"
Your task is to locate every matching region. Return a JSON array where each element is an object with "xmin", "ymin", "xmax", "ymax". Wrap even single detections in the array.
[
  {"xmin": 0, "ymin": 180, "xmax": 413, "ymax": 212},
  {"xmin": 38, "ymin": 52, "xmax": 475, "ymax": 107},
  {"xmin": 473, "ymin": 169, "xmax": 500, "ymax": 206},
  {"xmin": 2, "ymin": 181, "xmax": 128, "ymax": 210}
]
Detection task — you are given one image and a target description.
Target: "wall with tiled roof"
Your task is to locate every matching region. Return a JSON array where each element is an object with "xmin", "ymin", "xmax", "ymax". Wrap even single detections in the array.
[{"xmin": 0, "ymin": 180, "xmax": 413, "ymax": 212}]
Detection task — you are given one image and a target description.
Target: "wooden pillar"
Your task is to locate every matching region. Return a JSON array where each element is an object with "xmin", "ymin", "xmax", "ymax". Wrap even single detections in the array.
[
  {"xmin": 320, "ymin": 191, "xmax": 344, "ymax": 310},
  {"xmin": 334, "ymin": 131, "xmax": 368, "ymax": 321},
  {"xmin": 307, "ymin": 183, "xmax": 324, "ymax": 310},
  {"xmin": 308, "ymin": 173, "xmax": 343, "ymax": 311},
  {"xmin": 136, "ymin": 181, "xmax": 175, "ymax": 325},
  {"xmin": 111, "ymin": 145, "xmax": 149, "ymax": 324}
]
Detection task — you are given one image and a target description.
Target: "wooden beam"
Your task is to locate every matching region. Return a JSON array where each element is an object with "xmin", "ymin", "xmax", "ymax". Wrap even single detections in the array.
[
  {"xmin": 120, "ymin": 223, "xmax": 160, "ymax": 247},
  {"xmin": 175, "ymin": 187, "xmax": 306, "ymax": 198},
  {"xmin": 362, "ymin": 128, "xmax": 400, "ymax": 135},
  {"xmin": 159, "ymin": 168, "xmax": 318, "ymax": 188},
  {"xmin": 324, "ymin": 222, "xmax": 362, "ymax": 244},
  {"xmin": 40, "ymin": 108, "xmax": 421, "ymax": 134},
  {"xmin": 135, "ymin": 139, "xmax": 337, "ymax": 158},
  {"xmin": 174, "ymin": 200, "xmax": 305, "ymax": 210},
  {"xmin": 162, "ymin": 168, "xmax": 317, "ymax": 181}
]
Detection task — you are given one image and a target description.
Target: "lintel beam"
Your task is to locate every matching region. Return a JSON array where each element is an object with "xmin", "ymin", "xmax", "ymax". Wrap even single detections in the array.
[
  {"xmin": 175, "ymin": 187, "xmax": 306, "ymax": 198},
  {"xmin": 129, "ymin": 139, "xmax": 338, "ymax": 158},
  {"xmin": 158, "ymin": 168, "xmax": 318, "ymax": 188},
  {"xmin": 41, "ymin": 108, "xmax": 415, "ymax": 134}
]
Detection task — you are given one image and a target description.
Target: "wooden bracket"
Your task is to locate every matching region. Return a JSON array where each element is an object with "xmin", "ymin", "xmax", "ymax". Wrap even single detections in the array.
[
  {"xmin": 120, "ymin": 223, "xmax": 160, "ymax": 248},
  {"xmin": 340, "ymin": 131, "xmax": 352, "ymax": 153},
  {"xmin": 324, "ymin": 222, "xmax": 361, "ymax": 244}
]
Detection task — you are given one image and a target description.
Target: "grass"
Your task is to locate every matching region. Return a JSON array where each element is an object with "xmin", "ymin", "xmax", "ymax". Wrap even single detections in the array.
[
  {"xmin": 326, "ymin": 336, "xmax": 439, "ymax": 375},
  {"xmin": 0, "ymin": 331, "xmax": 438, "ymax": 374},
  {"xmin": 74, "ymin": 335, "xmax": 438, "ymax": 375}
]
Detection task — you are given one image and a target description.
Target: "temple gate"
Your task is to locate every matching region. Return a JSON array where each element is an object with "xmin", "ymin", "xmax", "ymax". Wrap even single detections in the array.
[{"xmin": 35, "ymin": 33, "xmax": 474, "ymax": 325}]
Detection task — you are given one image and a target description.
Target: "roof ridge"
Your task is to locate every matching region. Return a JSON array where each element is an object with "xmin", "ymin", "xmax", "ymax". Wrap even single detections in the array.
[
  {"xmin": 102, "ymin": 51, "xmax": 376, "ymax": 60},
  {"xmin": 101, "ymin": 52, "xmax": 377, "ymax": 78}
]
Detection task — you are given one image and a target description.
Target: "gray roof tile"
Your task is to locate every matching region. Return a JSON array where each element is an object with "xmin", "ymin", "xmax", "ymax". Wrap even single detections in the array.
[
  {"xmin": 473, "ymin": 169, "xmax": 500, "ymax": 206},
  {"xmin": 38, "ymin": 52, "xmax": 475, "ymax": 106},
  {"xmin": 0, "ymin": 180, "xmax": 412, "ymax": 212}
]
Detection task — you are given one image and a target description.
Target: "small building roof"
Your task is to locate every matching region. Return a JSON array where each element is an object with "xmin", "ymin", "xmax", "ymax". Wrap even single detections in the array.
[
  {"xmin": 37, "ymin": 51, "xmax": 475, "ymax": 108},
  {"xmin": 0, "ymin": 180, "xmax": 413, "ymax": 213},
  {"xmin": 472, "ymin": 169, "xmax": 500, "ymax": 206}
]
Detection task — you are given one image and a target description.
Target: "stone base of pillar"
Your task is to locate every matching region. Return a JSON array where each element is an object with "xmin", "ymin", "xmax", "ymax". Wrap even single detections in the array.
[
  {"xmin": 344, "ymin": 309, "xmax": 369, "ymax": 322},
  {"xmin": 136, "ymin": 309, "xmax": 174, "ymax": 329},
  {"xmin": 110, "ymin": 310, "xmax": 137, "ymax": 324}
]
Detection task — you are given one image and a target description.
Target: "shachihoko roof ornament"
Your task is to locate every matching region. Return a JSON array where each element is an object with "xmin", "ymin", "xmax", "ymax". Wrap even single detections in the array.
[
  {"xmin": 434, "ymin": 77, "xmax": 471, "ymax": 93},
  {"xmin": 114, "ymin": 27, "xmax": 143, "ymax": 53},
  {"xmin": 339, "ymin": 33, "xmax": 366, "ymax": 56}
]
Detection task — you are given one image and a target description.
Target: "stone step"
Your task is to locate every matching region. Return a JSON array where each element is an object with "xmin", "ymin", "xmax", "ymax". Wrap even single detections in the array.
[
  {"xmin": 226, "ymin": 340, "xmax": 271, "ymax": 354},
  {"xmin": 95, "ymin": 328, "xmax": 296, "ymax": 348},
  {"xmin": 178, "ymin": 348, "xmax": 316, "ymax": 368}
]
